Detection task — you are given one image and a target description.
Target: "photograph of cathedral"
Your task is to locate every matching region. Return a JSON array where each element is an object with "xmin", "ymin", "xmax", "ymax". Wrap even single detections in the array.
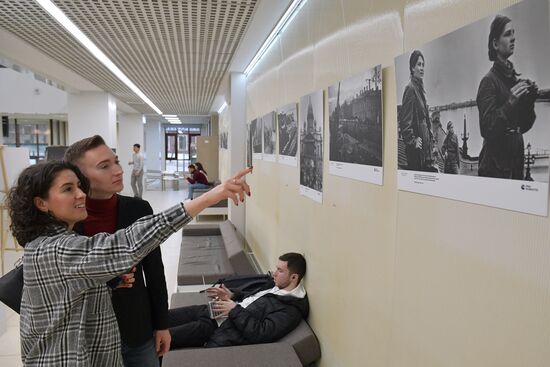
[
  {"xmin": 262, "ymin": 111, "xmax": 276, "ymax": 161},
  {"xmin": 299, "ymin": 90, "xmax": 324, "ymax": 203}
]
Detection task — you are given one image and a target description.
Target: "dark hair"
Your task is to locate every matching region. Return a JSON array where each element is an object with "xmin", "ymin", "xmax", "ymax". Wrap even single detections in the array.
[
  {"xmin": 279, "ymin": 252, "xmax": 307, "ymax": 283},
  {"xmin": 133, "ymin": 143, "xmax": 141, "ymax": 149},
  {"xmin": 488, "ymin": 15, "xmax": 511, "ymax": 61},
  {"xmin": 64, "ymin": 135, "xmax": 107, "ymax": 164},
  {"xmin": 409, "ymin": 50, "xmax": 424, "ymax": 76},
  {"xmin": 6, "ymin": 162, "xmax": 90, "ymax": 246},
  {"xmin": 188, "ymin": 164, "xmax": 196, "ymax": 170},
  {"xmin": 195, "ymin": 162, "xmax": 207, "ymax": 175}
]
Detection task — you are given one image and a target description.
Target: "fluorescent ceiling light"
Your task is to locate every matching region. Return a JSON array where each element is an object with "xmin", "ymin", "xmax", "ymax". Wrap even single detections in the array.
[
  {"xmin": 243, "ymin": 0, "xmax": 307, "ymax": 76},
  {"xmin": 217, "ymin": 102, "xmax": 228, "ymax": 114},
  {"xmin": 35, "ymin": 0, "xmax": 163, "ymax": 115}
]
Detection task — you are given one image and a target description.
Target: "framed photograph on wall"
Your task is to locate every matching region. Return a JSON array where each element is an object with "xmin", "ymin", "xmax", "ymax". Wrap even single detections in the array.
[
  {"xmin": 328, "ymin": 65, "xmax": 383, "ymax": 185},
  {"xmin": 277, "ymin": 102, "xmax": 298, "ymax": 167},
  {"xmin": 395, "ymin": 0, "xmax": 550, "ymax": 216},
  {"xmin": 262, "ymin": 111, "xmax": 276, "ymax": 162},
  {"xmin": 246, "ymin": 122, "xmax": 252, "ymax": 168},
  {"xmin": 250, "ymin": 118, "xmax": 262, "ymax": 160},
  {"xmin": 299, "ymin": 90, "xmax": 324, "ymax": 203}
]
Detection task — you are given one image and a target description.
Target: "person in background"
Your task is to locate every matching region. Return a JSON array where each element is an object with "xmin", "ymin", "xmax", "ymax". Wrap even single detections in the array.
[
  {"xmin": 442, "ymin": 121, "xmax": 460, "ymax": 174},
  {"xmin": 128, "ymin": 143, "xmax": 144, "ymax": 198},
  {"xmin": 186, "ymin": 164, "xmax": 209, "ymax": 200},
  {"xmin": 194, "ymin": 162, "xmax": 209, "ymax": 181},
  {"xmin": 64, "ymin": 135, "xmax": 168, "ymax": 367},
  {"xmin": 7, "ymin": 160, "xmax": 252, "ymax": 366},
  {"xmin": 476, "ymin": 15, "xmax": 537, "ymax": 180}
]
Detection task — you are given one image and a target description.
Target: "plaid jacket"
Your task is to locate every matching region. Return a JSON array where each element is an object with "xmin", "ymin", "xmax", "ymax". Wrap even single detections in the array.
[{"xmin": 20, "ymin": 204, "xmax": 191, "ymax": 366}]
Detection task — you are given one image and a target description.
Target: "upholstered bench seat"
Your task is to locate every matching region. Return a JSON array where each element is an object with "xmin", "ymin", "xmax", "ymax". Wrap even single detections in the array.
[
  {"xmin": 163, "ymin": 293, "xmax": 321, "ymax": 367},
  {"xmin": 178, "ymin": 221, "xmax": 257, "ymax": 286}
]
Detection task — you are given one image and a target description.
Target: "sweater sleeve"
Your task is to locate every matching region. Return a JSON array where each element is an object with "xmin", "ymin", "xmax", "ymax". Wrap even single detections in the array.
[{"xmin": 56, "ymin": 204, "xmax": 191, "ymax": 289}]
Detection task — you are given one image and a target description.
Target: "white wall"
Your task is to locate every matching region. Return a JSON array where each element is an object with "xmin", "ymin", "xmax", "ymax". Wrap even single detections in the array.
[
  {"xmin": 0, "ymin": 68, "xmax": 67, "ymax": 114},
  {"xmin": 144, "ymin": 120, "xmax": 162, "ymax": 172},
  {"xmin": 67, "ymin": 92, "xmax": 117, "ymax": 147}
]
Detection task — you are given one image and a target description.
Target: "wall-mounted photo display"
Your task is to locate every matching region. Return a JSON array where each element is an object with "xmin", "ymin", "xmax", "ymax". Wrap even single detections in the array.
[
  {"xmin": 262, "ymin": 111, "xmax": 276, "ymax": 162},
  {"xmin": 246, "ymin": 122, "xmax": 252, "ymax": 168},
  {"xmin": 299, "ymin": 90, "xmax": 324, "ymax": 203},
  {"xmin": 251, "ymin": 118, "xmax": 262, "ymax": 160},
  {"xmin": 395, "ymin": 0, "xmax": 550, "ymax": 216},
  {"xmin": 219, "ymin": 130, "xmax": 228, "ymax": 150},
  {"xmin": 328, "ymin": 65, "xmax": 383, "ymax": 185},
  {"xmin": 277, "ymin": 102, "xmax": 298, "ymax": 167}
]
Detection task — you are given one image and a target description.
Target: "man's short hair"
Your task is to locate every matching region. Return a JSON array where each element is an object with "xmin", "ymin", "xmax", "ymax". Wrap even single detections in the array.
[
  {"xmin": 133, "ymin": 143, "xmax": 141, "ymax": 149},
  {"xmin": 279, "ymin": 253, "xmax": 306, "ymax": 283},
  {"xmin": 64, "ymin": 135, "xmax": 107, "ymax": 164}
]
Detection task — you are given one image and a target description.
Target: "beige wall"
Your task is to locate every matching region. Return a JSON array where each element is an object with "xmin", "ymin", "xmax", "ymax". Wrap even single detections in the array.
[{"xmin": 243, "ymin": 0, "xmax": 550, "ymax": 366}]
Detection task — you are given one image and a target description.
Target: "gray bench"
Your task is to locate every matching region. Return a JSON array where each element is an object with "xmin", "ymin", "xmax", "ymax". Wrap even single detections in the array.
[
  {"xmin": 178, "ymin": 221, "xmax": 257, "ymax": 286},
  {"xmin": 163, "ymin": 293, "xmax": 321, "ymax": 367},
  {"xmin": 192, "ymin": 181, "xmax": 228, "ymax": 220}
]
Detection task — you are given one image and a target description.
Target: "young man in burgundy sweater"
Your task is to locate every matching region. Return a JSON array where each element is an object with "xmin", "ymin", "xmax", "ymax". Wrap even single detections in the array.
[{"xmin": 65, "ymin": 135, "xmax": 170, "ymax": 367}]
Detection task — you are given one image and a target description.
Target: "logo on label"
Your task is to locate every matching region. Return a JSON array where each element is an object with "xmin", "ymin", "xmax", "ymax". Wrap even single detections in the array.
[{"xmin": 521, "ymin": 184, "xmax": 538, "ymax": 192}]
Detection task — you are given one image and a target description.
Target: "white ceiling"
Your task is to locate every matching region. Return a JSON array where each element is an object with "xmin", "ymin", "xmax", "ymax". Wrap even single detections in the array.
[{"xmin": 0, "ymin": 0, "xmax": 281, "ymax": 116}]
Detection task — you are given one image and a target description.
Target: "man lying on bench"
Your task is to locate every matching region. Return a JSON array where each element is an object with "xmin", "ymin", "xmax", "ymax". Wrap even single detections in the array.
[{"xmin": 168, "ymin": 253, "xmax": 308, "ymax": 349}]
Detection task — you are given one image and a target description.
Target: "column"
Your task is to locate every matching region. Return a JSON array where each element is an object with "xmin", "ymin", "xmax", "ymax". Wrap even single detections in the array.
[
  {"xmin": 228, "ymin": 72, "xmax": 247, "ymax": 235},
  {"xmin": 117, "ymin": 113, "xmax": 144, "ymax": 197},
  {"xmin": 67, "ymin": 92, "xmax": 117, "ymax": 148}
]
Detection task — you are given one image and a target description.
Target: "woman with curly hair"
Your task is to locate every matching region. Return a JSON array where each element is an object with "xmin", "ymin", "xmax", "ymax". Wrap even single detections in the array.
[{"xmin": 7, "ymin": 161, "xmax": 251, "ymax": 367}]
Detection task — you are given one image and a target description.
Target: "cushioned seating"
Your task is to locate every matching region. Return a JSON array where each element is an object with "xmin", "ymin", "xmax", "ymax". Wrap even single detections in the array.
[
  {"xmin": 182, "ymin": 223, "xmax": 221, "ymax": 236},
  {"xmin": 219, "ymin": 221, "xmax": 255, "ymax": 274},
  {"xmin": 163, "ymin": 293, "xmax": 321, "ymax": 367},
  {"xmin": 178, "ymin": 221, "xmax": 257, "ymax": 286}
]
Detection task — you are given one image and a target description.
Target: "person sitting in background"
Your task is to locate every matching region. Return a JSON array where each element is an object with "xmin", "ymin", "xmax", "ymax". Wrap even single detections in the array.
[
  {"xmin": 186, "ymin": 164, "xmax": 209, "ymax": 200},
  {"xmin": 194, "ymin": 162, "xmax": 209, "ymax": 181},
  {"xmin": 168, "ymin": 253, "xmax": 308, "ymax": 349}
]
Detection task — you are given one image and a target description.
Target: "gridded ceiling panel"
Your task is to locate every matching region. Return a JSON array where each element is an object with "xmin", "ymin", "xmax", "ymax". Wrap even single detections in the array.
[{"xmin": 0, "ymin": 0, "xmax": 257, "ymax": 114}]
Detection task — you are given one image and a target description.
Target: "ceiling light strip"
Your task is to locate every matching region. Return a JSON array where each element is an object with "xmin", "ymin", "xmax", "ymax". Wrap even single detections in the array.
[
  {"xmin": 34, "ymin": 0, "xmax": 163, "ymax": 115},
  {"xmin": 243, "ymin": 0, "xmax": 307, "ymax": 76}
]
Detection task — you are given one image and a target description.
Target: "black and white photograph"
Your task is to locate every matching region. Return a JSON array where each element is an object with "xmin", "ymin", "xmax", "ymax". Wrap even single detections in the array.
[
  {"xmin": 328, "ymin": 65, "xmax": 383, "ymax": 185},
  {"xmin": 246, "ymin": 123, "xmax": 252, "ymax": 168},
  {"xmin": 277, "ymin": 102, "xmax": 298, "ymax": 167},
  {"xmin": 299, "ymin": 90, "xmax": 324, "ymax": 203},
  {"xmin": 251, "ymin": 117, "xmax": 262, "ymax": 159},
  {"xmin": 219, "ymin": 130, "xmax": 228, "ymax": 150},
  {"xmin": 395, "ymin": 0, "xmax": 550, "ymax": 216},
  {"xmin": 262, "ymin": 111, "xmax": 276, "ymax": 162}
]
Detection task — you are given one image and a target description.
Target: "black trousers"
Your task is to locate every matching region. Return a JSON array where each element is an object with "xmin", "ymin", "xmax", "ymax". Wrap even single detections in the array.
[{"xmin": 168, "ymin": 305, "xmax": 218, "ymax": 349}]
